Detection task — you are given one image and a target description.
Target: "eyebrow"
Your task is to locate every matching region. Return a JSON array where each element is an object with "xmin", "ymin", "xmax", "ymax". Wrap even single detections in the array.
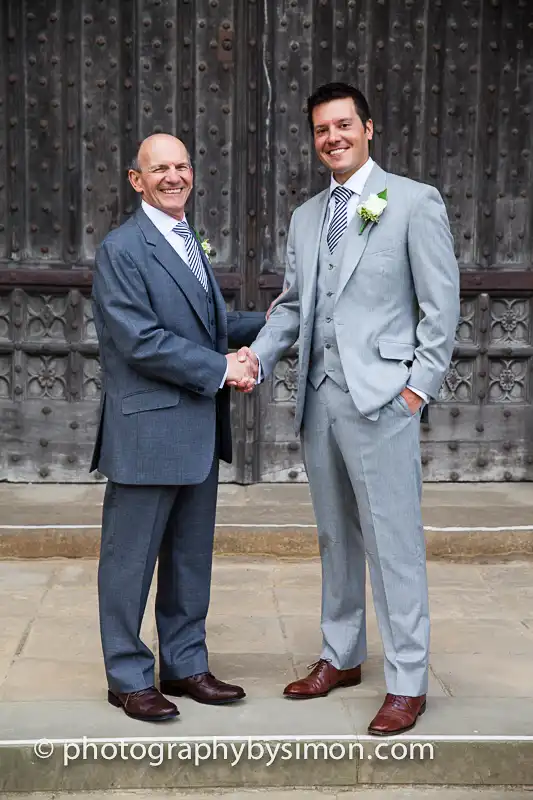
[
  {"xmin": 315, "ymin": 118, "xmax": 353, "ymax": 128},
  {"xmin": 148, "ymin": 162, "xmax": 190, "ymax": 171}
]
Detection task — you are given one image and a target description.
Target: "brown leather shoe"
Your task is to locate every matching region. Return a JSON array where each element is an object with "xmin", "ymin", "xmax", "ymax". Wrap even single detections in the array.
[
  {"xmin": 368, "ymin": 693, "xmax": 426, "ymax": 735},
  {"xmin": 283, "ymin": 658, "xmax": 362, "ymax": 699},
  {"xmin": 160, "ymin": 672, "xmax": 245, "ymax": 705},
  {"xmin": 108, "ymin": 687, "xmax": 179, "ymax": 722}
]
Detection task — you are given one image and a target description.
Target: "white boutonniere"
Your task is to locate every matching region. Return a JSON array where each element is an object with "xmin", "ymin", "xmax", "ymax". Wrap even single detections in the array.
[
  {"xmin": 192, "ymin": 227, "xmax": 212, "ymax": 258},
  {"xmin": 356, "ymin": 189, "xmax": 388, "ymax": 234}
]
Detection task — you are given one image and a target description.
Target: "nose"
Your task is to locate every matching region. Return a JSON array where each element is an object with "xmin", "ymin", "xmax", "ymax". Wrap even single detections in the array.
[{"xmin": 164, "ymin": 166, "xmax": 182, "ymax": 184}]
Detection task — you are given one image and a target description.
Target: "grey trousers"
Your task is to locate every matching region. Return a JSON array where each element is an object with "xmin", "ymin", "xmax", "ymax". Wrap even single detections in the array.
[
  {"xmin": 98, "ymin": 456, "xmax": 219, "ymax": 694},
  {"xmin": 301, "ymin": 377, "xmax": 429, "ymax": 697}
]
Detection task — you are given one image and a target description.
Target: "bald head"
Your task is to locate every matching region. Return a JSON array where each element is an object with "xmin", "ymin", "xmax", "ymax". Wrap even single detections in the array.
[
  {"xmin": 129, "ymin": 133, "xmax": 193, "ymax": 221},
  {"xmin": 132, "ymin": 134, "xmax": 191, "ymax": 172}
]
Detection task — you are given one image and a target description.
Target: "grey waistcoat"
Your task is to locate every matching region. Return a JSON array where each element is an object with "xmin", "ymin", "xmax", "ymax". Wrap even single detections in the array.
[
  {"xmin": 307, "ymin": 215, "xmax": 349, "ymax": 392},
  {"xmin": 189, "ymin": 261, "xmax": 218, "ymax": 343},
  {"xmin": 204, "ymin": 279, "xmax": 217, "ymax": 344}
]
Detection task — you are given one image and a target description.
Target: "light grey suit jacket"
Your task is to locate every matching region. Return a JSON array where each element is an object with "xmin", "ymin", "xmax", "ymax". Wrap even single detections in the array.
[{"xmin": 251, "ymin": 162, "xmax": 460, "ymax": 429}]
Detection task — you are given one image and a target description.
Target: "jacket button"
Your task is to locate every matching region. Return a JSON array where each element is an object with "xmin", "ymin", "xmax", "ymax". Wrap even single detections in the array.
[
  {"xmin": 326, "ymin": 317, "xmax": 332, "ymax": 322},
  {"xmin": 325, "ymin": 344, "xmax": 331, "ymax": 349},
  {"xmin": 327, "ymin": 291, "xmax": 333, "ymax": 297}
]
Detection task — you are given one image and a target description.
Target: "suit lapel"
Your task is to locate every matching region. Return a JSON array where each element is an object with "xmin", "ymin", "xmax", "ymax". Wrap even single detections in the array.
[
  {"xmin": 135, "ymin": 210, "xmax": 211, "ymax": 335},
  {"xmin": 301, "ymin": 190, "xmax": 329, "ymax": 322},
  {"xmin": 335, "ymin": 163, "xmax": 388, "ymax": 303}
]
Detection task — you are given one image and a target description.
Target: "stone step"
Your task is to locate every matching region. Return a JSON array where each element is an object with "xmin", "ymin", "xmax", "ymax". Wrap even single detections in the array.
[
  {"xmin": 1, "ymin": 483, "xmax": 533, "ymax": 560},
  {"xmin": 1, "ymin": 698, "xmax": 533, "ymax": 792},
  {"xmin": 4, "ymin": 788, "xmax": 533, "ymax": 800}
]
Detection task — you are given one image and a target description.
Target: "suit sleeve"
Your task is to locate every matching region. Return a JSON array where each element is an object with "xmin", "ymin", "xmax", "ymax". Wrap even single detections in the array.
[
  {"xmin": 407, "ymin": 186, "xmax": 461, "ymax": 399},
  {"xmin": 93, "ymin": 240, "xmax": 227, "ymax": 397},
  {"xmin": 226, "ymin": 311, "xmax": 266, "ymax": 349},
  {"xmin": 248, "ymin": 213, "xmax": 301, "ymax": 377}
]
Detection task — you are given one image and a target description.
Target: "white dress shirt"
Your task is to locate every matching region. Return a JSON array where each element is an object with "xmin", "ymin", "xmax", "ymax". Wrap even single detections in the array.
[
  {"xmin": 327, "ymin": 156, "xmax": 375, "ymax": 230},
  {"xmin": 140, "ymin": 200, "xmax": 228, "ymax": 388},
  {"xmin": 141, "ymin": 200, "xmax": 191, "ymax": 265}
]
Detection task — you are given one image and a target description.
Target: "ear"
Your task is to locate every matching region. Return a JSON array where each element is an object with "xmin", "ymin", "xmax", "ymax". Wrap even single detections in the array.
[
  {"xmin": 365, "ymin": 119, "xmax": 374, "ymax": 142},
  {"xmin": 128, "ymin": 169, "xmax": 143, "ymax": 194}
]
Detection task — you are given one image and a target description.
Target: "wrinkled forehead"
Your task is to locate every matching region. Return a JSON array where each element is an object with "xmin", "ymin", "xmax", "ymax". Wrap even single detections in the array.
[{"xmin": 139, "ymin": 139, "xmax": 190, "ymax": 170}]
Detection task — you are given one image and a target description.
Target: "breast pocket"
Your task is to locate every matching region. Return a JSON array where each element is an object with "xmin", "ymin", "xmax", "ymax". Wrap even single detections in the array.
[{"xmin": 365, "ymin": 246, "xmax": 398, "ymax": 258}]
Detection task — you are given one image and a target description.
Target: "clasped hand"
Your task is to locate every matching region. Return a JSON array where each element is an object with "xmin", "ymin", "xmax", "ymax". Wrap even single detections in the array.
[{"xmin": 224, "ymin": 347, "xmax": 259, "ymax": 393}]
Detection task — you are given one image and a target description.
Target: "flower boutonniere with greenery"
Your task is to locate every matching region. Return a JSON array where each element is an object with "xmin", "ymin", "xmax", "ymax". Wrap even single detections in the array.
[
  {"xmin": 356, "ymin": 189, "xmax": 388, "ymax": 234},
  {"xmin": 192, "ymin": 227, "xmax": 212, "ymax": 258}
]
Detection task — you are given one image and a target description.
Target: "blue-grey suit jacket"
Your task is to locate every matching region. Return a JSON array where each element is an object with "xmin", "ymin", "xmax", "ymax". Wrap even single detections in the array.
[{"xmin": 90, "ymin": 208, "xmax": 265, "ymax": 485}]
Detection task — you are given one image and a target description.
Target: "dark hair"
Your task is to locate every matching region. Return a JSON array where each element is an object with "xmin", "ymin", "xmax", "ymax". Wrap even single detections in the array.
[{"xmin": 307, "ymin": 82, "xmax": 371, "ymax": 131}]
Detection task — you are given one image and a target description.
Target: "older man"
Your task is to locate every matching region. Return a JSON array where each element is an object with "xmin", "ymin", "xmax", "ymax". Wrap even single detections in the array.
[{"xmin": 91, "ymin": 133, "xmax": 265, "ymax": 722}]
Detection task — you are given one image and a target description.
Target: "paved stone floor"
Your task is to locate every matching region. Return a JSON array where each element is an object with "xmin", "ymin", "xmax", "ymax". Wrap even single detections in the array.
[
  {"xmin": 1, "ymin": 556, "xmax": 533, "ymax": 726},
  {"xmin": 2, "ymin": 556, "xmax": 533, "ymax": 791}
]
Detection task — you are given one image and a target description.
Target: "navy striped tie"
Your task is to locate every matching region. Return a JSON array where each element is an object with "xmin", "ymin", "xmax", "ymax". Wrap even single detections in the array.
[
  {"xmin": 172, "ymin": 221, "xmax": 209, "ymax": 292},
  {"xmin": 327, "ymin": 185, "xmax": 354, "ymax": 252}
]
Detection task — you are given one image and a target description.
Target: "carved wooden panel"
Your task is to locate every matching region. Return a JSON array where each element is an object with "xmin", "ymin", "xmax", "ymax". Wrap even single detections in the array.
[
  {"xmin": 0, "ymin": 287, "xmax": 99, "ymax": 481},
  {"xmin": 258, "ymin": 350, "xmax": 305, "ymax": 483},
  {"xmin": 422, "ymin": 290, "xmax": 533, "ymax": 481}
]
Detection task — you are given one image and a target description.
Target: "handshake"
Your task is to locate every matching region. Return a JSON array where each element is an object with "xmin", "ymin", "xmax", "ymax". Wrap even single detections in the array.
[{"xmin": 224, "ymin": 347, "xmax": 259, "ymax": 393}]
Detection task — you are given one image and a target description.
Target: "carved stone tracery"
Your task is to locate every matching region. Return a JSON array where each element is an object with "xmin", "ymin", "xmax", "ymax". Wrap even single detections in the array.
[{"xmin": 273, "ymin": 356, "xmax": 299, "ymax": 403}]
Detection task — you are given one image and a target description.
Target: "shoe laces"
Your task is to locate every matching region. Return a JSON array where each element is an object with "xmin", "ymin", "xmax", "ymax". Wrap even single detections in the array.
[
  {"xmin": 390, "ymin": 694, "xmax": 411, "ymax": 708},
  {"xmin": 307, "ymin": 658, "xmax": 332, "ymax": 672}
]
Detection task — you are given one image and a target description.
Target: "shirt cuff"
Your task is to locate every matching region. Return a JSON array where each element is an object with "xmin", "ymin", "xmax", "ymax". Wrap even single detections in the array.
[
  {"xmin": 219, "ymin": 363, "xmax": 228, "ymax": 389},
  {"xmin": 407, "ymin": 385, "xmax": 429, "ymax": 404},
  {"xmin": 256, "ymin": 356, "xmax": 264, "ymax": 384}
]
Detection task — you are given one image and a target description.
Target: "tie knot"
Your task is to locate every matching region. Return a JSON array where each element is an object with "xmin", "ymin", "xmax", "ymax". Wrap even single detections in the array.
[
  {"xmin": 331, "ymin": 185, "xmax": 353, "ymax": 205},
  {"xmin": 172, "ymin": 220, "xmax": 190, "ymax": 237}
]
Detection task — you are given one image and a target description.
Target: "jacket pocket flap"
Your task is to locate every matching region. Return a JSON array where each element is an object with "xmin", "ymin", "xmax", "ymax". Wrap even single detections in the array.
[
  {"xmin": 378, "ymin": 340, "xmax": 415, "ymax": 361},
  {"xmin": 122, "ymin": 389, "xmax": 180, "ymax": 415}
]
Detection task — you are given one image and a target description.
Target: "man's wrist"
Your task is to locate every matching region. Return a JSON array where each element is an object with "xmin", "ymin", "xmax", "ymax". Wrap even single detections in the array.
[{"xmin": 406, "ymin": 385, "xmax": 428, "ymax": 405}]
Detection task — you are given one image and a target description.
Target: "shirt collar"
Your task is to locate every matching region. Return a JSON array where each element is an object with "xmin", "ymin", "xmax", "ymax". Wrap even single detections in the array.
[
  {"xmin": 141, "ymin": 200, "xmax": 188, "ymax": 236},
  {"xmin": 329, "ymin": 156, "xmax": 375, "ymax": 198}
]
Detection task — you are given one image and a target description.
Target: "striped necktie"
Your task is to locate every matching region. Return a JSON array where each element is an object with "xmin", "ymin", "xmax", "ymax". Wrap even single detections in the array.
[
  {"xmin": 327, "ymin": 185, "xmax": 354, "ymax": 252},
  {"xmin": 172, "ymin": 220, "xmax": 209, "ymax": 292}
]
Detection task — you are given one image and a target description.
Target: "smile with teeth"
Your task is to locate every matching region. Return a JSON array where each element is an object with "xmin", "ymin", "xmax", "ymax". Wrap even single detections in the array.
[
  {"xmin": 328, "ymin": 147, "xmax": 349, "ymax": 156},
  {"xmin": 161, "ymin": 188, "xmax": 185, "ymax": 194}
]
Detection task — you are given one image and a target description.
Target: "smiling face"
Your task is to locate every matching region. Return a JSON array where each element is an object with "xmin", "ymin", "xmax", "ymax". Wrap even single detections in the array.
[
  {"xmin": 128, "ymin": 134, "xmax": 193, "ymax": 220},
  {"xmin": 311, "ymin": 97, "xmax": 373, "ymax": 184}
]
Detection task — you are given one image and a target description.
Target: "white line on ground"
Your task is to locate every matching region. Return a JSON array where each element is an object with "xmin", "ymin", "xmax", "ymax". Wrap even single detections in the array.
[
  {"xmin": 1, "ymin": 734, "xmax": 533, "ymax": 745},
  {"xmin": 1, "ymin": 524, "xmax": 533, "ymax": 533}
]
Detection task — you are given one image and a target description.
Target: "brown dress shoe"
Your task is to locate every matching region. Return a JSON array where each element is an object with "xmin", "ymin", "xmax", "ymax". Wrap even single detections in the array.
[
  {"xmin": 108, "ymin": 687, "xmax": 179, "ymax": 722},
  {"xmin": 283, "ymin": 658, "xmax": 362, "ymax": 699},
  {"xmin": 368, "ymin": 693, "xmax": 426, "ymax": 736},
  {"xmin": 160, "ymin": 673, "xmax": 245, "ymax": 705}
]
